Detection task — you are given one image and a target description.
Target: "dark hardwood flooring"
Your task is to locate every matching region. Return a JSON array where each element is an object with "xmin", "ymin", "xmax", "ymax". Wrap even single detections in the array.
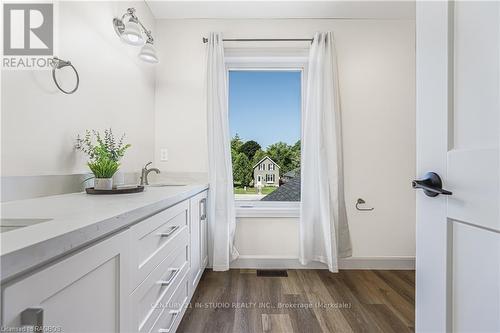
[{"xmin": 177, "ymin": 269, "xmax": 415, "ymax": 333}]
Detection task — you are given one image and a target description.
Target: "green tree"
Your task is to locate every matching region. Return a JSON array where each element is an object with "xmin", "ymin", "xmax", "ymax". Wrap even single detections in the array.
[
  {"xmin": 233, "ymin": 152, "xmax": 253, "ymax": 187},
  {"xmin": 290, "ymin": 140, "xmax": 301, "ymax": 171},
  {"xmin": 266, "ymin": 142, "xmax": 295, "ymax": 174},
  {"xmin": 231, "ymin": 134, "xmax": 243, "ymax": 164},
  {"xmin": 231, "ymin": 134, "xmax": 243, "ymax": 152},
  {"xmin": 239, "ymin": 140, "xmax": 261, "ymax": 161},
  {"xmin": 252, "ymin": 149, "xmax": 267, "ymax": 165}
]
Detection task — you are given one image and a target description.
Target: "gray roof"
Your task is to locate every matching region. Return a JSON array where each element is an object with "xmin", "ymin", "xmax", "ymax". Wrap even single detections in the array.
[
  {"xmin": 253, "ymin": 156, "xmax": 280, "ymax": 169},
  {"xmin": 283, "ymin": 168, "xmax": 300, "ymax": 178},
  {"xmin": 261, "ymin": 176, "xmax": 301, "ymax": 202}
]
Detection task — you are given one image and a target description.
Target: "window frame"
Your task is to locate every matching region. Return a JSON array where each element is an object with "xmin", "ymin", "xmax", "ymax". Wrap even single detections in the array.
[{"xmin": 226, "ymin": 50, "xmax": 307, "ymax": 218}]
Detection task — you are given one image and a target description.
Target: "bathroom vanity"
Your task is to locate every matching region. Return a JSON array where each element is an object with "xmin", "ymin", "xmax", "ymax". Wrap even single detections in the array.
[{"xmin": 0, "ymin": 185, "xmax": 209, "ymax": 333}]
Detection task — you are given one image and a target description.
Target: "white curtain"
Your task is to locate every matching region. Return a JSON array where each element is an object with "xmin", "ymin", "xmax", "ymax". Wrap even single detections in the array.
[
  {"xmin": 300, "ymin": 32, "xmax": 352, "ymax": 272},
  {"xmin": 206, "ymin": 32, "xmax": 239, "ymax": 271}
]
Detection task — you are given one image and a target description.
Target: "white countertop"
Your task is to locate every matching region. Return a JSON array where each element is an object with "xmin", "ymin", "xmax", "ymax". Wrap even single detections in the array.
[{"xmin": 0, "ymin": 184, "xmax": 208, "ymax": 282}]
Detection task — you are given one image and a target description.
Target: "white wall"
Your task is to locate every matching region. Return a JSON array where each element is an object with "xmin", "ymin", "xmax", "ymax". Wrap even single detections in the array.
[
  {"xmin": 155, "ymin": 18, "xmax": 416, "ymax": 261},
  {"xmin": 1, "ymin": 1, "xmax": 156, "ymax": 177}
]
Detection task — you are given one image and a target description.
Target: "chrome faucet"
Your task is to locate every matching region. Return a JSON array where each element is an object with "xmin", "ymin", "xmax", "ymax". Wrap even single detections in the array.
[{"xmin": 140, "ymin": 162, "xmax": 160, "ymax": 185}]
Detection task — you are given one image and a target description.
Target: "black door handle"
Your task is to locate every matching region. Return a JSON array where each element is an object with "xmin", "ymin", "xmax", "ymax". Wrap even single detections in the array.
[{"xmin": 412, "ymin": 172, "xmax": 452, "ymax": 197}]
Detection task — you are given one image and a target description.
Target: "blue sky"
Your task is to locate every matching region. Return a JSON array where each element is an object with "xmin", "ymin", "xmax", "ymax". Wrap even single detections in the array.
[{"xmin": 228, "ymin": 71, "xmax": 301, "ymax": 149}]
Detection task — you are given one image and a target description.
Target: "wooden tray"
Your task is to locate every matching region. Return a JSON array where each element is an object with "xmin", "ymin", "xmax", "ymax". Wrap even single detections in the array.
[{"xmin": 86, "ymin": 186, "xmax": 144, "ymax": 195}]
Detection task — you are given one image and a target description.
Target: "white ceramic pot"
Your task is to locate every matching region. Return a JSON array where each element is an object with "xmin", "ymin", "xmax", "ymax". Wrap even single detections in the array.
[{"xmin": 94, "ymin": 178, "xmax": 113, "ymax": 190}]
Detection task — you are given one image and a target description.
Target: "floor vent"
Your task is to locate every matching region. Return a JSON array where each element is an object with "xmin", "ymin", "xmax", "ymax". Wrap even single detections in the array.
[{"xmin": 256, "ymin": 269, "xmax": 288, "ymax": 277}]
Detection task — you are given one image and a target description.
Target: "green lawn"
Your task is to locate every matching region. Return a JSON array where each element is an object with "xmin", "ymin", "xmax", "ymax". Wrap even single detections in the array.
[{"xmin": 234, "ymin": 186, "xmax": 277, "ymax": 195}]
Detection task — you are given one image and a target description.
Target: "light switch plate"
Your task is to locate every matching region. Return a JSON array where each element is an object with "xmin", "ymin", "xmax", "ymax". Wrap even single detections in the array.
[{"xmin": 160, "ymin": 149, "xmax": 168, "ymax": 161}]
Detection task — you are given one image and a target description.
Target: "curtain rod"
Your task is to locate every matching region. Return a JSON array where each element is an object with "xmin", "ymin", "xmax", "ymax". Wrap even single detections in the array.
[{"xmin": 202, "ymin": 37, "xmax": 313, "ymax": 43}]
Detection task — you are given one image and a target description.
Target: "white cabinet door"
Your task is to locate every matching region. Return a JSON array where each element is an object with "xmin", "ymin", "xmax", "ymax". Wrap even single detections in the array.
[
  {"xmin": 189, "ymin": 190, "xmax": 208, "ymax": 293},
  {"xmin": 2, "ymin": 230, "xmax": 131, "ymax": 333}
]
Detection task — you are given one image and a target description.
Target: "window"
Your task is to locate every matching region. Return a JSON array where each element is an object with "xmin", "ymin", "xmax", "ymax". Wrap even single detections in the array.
[
  {"xmin": 229, "ymin": 70, "xmax": 302, "ymax": 203},
  {"xmin": 265, "ymin": 174, "xmax": 275, "ymax": 183}
]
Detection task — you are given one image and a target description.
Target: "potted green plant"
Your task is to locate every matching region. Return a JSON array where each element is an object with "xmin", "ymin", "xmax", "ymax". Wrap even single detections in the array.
[
  {"xmin": 76, "ymin": 129, "xmax": 131, "ymax": 190},
  {"xmin": 88, "ymin": 155, "xmax": 119, "ymax": 190}
]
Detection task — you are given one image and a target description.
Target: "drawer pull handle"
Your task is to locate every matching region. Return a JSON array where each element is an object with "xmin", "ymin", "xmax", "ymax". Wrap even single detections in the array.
[
  {"xmin": 158, "ymin": 310, "xmax": 181, "ymax": 333},
  {"xmin": 157, "ymin": 268, "xmax": 180, "ymax": 286},
  {"xmin": 21, "ymin": 308, "xmax": 43, "ymax": 329},
  {"xmin": 156, "ymin": 225, "xmax": 179, "ymax": 238}
]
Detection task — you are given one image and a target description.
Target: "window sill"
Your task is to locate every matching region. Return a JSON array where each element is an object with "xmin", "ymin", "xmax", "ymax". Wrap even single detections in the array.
[{"xmin": 235, "ymin": 201, "xmax": 300, "ymax": 218}]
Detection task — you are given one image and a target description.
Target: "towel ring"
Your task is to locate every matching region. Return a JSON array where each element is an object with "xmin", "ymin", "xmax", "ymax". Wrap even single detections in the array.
[
  {"xmin": 52, "ymin": 57, "xmax": 79, "ymax": 94},
  {"xmin": 356, "ymin": 198, "xmax": 374, "ymax": 211}
]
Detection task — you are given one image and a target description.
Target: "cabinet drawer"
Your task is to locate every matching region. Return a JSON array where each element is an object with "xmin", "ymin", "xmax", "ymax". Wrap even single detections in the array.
[
  {"xmin": 130, "ymin": 200, "xmax": 189, "ymax": 287},
  {"xmin": 132, "ymin": 230, "xmax": 189, "ymax": 333},
  {"xmin": 150, "ymin": 276, "xmax": 189, "ymax": 333}
]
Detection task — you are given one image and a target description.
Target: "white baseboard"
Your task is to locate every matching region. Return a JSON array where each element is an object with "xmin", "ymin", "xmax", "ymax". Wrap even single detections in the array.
[
  {"xmin": 338, "ymin": 256, "xmax": 415, "ymax": 270},
  {"xmin": 228, "ymin": 255, "xmax": 415, "ymax": 270},
  {"xmin": 230, "ymin": 255, "xmax": 328, "ymax": 269}
]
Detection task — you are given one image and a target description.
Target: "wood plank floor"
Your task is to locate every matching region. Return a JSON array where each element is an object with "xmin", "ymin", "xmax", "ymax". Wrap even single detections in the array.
[{"xmin": 177, "ymin": 269, "xmax": 415, "ymax": 333}]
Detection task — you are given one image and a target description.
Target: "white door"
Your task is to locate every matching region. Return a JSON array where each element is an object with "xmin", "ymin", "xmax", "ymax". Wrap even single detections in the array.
[{"xmin": 416, "ymin": 1, "xmax": 499, "ymax": 332}]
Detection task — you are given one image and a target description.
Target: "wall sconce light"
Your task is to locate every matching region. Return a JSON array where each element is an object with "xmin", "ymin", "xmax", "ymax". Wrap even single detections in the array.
[{"xmin": 113, "ymin": 8, "xmax": 159, "ymax": 63}]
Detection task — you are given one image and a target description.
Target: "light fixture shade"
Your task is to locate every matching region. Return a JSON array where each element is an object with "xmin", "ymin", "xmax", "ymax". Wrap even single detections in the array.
[
  {"xmin": 121, "ymin": 19, "xmax": 144, "ymax": 46},
  {"xmin": 139, "ymin": 43, "xmax": 159, "ymax": 63}
]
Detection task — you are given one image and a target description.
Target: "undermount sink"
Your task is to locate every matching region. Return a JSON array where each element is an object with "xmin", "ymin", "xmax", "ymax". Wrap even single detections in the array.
[{"xmin": 0, "ymin": 218, "xmax": 53, "ymax": 233}]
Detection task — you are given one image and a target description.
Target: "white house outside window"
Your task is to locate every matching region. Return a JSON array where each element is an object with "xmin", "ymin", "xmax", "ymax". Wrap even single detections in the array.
[
  {"xmin": 227, "ymin": 54, "xmax": 306, "ymax": 217},
  {"xmin": 229, "ymin": 70, "xmax": 302, "ymax": 201}
]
